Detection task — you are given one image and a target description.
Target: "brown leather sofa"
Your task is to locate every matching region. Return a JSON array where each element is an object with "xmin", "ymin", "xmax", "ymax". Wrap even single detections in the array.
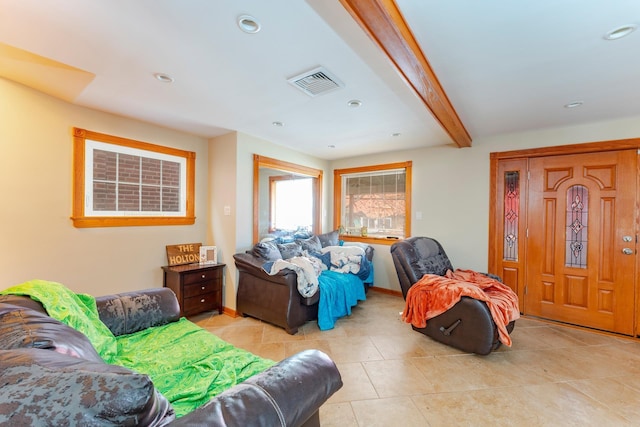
[
  {"xmin": 234, "ymin": 250, "xmax": 320, "ymax": 334},
  {"xmin": 0, "ymin": 288, "xmax": 342, "ymax": 426},
  {"xmin": 234, "ymin": 232, "xmax": 374, "ymax": 334}
]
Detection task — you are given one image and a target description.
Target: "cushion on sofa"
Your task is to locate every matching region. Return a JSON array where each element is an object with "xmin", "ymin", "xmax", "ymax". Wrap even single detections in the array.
[
  {"xmin": 0, "ymin": 294, "xmax": 47, "ymax": 314},
  {"xmin": 317, "ymin": 229, "xmax": 339, "ymax": 247},
  {"xmin": 277, "ymin": 242, "xmax": 303, "ymax": 259},
  {"xmin": 310, "ymin": 251, "xmax": 332, "ymax": 268},
  {"xmin": 0, "ymin": 280, "xmax": 118, "ymax": 362},
  {"xmin": 0, "ymin": 304, "xmax": 103, "ymax": 363},
  {"xmin": 252, "ymin": 240, "xmax": 283, "ymax": 261},
  {"xmin": 0, "ymin": 348, "xmax": 174, "ymax": 426},
  {"xmin": 96, "ymin": 289, "xmax": 180, "ymax": 337},
  {"xmin": 297, "ymin": 235, "xmax": 322, "ymax": 252}
]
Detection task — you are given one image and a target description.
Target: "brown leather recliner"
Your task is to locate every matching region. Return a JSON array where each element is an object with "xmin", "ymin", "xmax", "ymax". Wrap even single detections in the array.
[{"xmin": 390, "ymin": 236, "xmax": 515, "ymax": 355}]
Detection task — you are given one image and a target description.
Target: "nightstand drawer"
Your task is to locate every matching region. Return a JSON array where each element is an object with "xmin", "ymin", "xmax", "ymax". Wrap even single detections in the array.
[
  {"xmin": 184, "ymin": 281, "xmax": 219, "ymax": 298},
  {"xmin": 183, "ymin": 292, "xmax": 218, "ymax": 315},
  {"xmin": 183, "ymin": 269, "xmax": 218, "ymax": 285}
]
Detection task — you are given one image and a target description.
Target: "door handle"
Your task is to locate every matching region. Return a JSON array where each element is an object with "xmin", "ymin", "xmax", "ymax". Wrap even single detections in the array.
[{"xmin": 622, "ymin": 248, "xmax": 634, "ymax": 255}]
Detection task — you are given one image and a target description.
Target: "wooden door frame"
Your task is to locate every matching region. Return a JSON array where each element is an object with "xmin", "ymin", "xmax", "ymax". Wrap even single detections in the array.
[{"xmin": 489, "ymin": 137, "xmax": 640, "ymax": 334}]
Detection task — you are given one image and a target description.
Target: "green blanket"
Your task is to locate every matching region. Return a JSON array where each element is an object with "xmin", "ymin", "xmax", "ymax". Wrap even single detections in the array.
[
  {"xmin": 1, "ymin": 280, "xmax": 274, "ymax": 417},
  {"xmin": 114, "ymin": 318, "xmax": 274, "ymax": 416}
]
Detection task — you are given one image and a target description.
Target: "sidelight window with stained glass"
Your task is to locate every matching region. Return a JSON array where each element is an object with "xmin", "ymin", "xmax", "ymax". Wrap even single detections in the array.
[
  {"xmin": 565, "ymin": 185, "xmax": 588, "ymax": 268},
  {"xmin": 503, "ymin": 171, "xmax": 519, "ymax": 261}
]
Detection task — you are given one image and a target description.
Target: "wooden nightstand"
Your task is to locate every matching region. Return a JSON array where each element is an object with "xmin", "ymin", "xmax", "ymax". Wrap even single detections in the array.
[{"xmin": 162, "ymin": 263, "xmax": 225, "ymax": 316}]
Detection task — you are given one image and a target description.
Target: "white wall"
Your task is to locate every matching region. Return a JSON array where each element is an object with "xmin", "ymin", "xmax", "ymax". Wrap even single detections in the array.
[
  {"xmin": 207, "ymin": 133, "xmax": 237, "ymax": 310},
  {"xmin": 208, "ymin": 132, "xmax": 331, "ymax": 311},
  {"xmin": 234, "ymin": 133, "xmax": 331, "ymax": 251},
  {"xmin": 0, "ymin": 78, "xmax": 209, "ymax": 296},
  {"xmin": 331, "ymin": 115, "xmax": 640, "ymax": 292}
]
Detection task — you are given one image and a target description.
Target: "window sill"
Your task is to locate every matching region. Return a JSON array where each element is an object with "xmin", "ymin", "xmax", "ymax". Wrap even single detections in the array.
[
  {"xmin": 71, "ymin": 216, "xmax": 196, "ymax": 228},
  {"xmin": 340, "ymin": 235, "xmax": 403, "ymax": 246}
]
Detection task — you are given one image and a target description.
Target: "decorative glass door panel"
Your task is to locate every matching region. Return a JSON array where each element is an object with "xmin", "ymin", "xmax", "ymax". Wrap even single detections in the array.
[
  {"xmin": 565, "ymin": 185, "xmax": 588, "ymax": 268},
  {"xmin": 491, "ymin": 158, "xmax": 527, "ymax": 311},
  {"xmin": 503, "ymin": 171, "xmax": 520, "ymax": 262}
]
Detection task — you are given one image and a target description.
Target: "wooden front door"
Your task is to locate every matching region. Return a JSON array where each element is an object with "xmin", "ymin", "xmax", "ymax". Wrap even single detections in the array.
[{"xmin": 525, "ymin": 149, "xmax": 637, "ymax": 335}]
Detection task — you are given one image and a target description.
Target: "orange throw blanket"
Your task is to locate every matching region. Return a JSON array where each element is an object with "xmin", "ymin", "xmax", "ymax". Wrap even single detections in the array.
[{"xmin": 402, "ymin": 269, "xmax": 520, "ymax": 347}]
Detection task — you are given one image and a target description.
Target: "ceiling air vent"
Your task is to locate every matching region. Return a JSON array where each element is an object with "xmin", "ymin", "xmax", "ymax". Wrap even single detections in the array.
[{"xmin": 287, "ymin": 66, "xmax": 344, "ymax": 97}]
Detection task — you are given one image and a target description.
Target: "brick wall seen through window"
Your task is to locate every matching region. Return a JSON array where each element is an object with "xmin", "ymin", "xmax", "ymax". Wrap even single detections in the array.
[
  {"xmin": 72, "ymin": 127, "xmax": 195, "ymax": 228},
  {"xmin": 92, "ymin": 149, "xmax": 181, "ymax": 213}
]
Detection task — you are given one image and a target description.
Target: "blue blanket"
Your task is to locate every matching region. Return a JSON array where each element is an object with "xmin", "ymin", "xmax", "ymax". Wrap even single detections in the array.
[
  {"xmin": 359, "ymin": 256, "xmax": 374, "ymax": 284},
  {"xmin": 317, "ymin": 270, "xmax": 366, "ymax": 330}
]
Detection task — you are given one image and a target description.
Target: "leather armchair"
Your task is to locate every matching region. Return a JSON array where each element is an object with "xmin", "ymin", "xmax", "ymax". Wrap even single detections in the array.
[{"xmin": 390, "ymin": 236, "xmax": 515, "ymax": 355}]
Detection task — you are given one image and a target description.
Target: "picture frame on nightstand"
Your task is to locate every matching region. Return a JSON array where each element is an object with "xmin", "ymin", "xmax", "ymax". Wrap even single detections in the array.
[{"xmin": 199, "ymin": 245, "xmax": 217, "ymax": 265}]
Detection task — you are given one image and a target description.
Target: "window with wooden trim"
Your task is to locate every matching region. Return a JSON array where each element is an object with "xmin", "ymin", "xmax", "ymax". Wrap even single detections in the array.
[
  {"xmin": 334, "ymin": 161, "xmax": 411, "ymax": 243},
  {"xmin": 72, "ymin": 128, "xmax": 195, "ymax": 228},
  {"xmin": 269, "ymin": 175, "xmax": 314, "ymax": 232},
  {"xmin": 253, "ymin": 155, "xmax": 322, "ymax": 243}
]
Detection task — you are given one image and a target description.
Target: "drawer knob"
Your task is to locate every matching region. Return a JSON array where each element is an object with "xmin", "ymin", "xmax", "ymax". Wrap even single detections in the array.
[
  {"xmin": 201, "ymin": 274, "xmax": 206, "ymax": 279},
  {"xmin": 201, "ymin": 286, "xmax": 205, "ymax": 290},
  {"xmin": 200, "ymin": 298, "xmax": 205, "ymax": 303}
]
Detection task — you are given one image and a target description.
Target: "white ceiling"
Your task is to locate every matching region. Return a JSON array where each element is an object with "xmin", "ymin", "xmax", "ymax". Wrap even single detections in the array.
[{"xmin": 1, "ymin": 0, "xmax": 639, "ymax": 160}]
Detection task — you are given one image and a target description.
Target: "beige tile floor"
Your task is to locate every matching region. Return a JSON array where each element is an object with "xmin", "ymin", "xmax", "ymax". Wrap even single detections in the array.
[{"xmin": 191, "ymin": 291, "xmax": 640, "ymax": 427}]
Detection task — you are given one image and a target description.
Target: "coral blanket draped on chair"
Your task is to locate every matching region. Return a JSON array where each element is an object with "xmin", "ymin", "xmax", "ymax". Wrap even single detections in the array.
[{"xmin": 402, "ymin": 269, "xmax": 520, "ymax": 346}]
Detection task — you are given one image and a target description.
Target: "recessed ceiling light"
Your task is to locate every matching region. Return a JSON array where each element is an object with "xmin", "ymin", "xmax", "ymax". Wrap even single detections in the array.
[
  {"xmin": 603, "ymin": 24, "xmax": 638, "ymax": 40},
  {"xmin": 564, "ymin": 101, "xmax": 584, "ymax": 109},
  {"xmin": 153, "ymin": 73, "xmax": 174, "ymax": 83},
  {"xmin": 347, "ymin": 99, "xmax": 362, "ymax": 108},
  {"xmin": 272, "ymin": 121, "xmax": 284, "ymax": 127},
  {"xmin": 237, "ymin": 15, "xmax": 261, "ymax": 34}
]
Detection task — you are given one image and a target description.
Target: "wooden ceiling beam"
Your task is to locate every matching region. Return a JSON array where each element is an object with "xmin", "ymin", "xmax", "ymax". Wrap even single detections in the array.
[{"xmin": 339, "ymin": 0, "xmax": 472, "ymax": 148}]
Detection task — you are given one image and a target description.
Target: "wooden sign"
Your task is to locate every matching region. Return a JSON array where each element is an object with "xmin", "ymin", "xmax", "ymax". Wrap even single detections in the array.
[{"xmin": 166, "ymin": 243, "xmax": 202, "ymax": 266}]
